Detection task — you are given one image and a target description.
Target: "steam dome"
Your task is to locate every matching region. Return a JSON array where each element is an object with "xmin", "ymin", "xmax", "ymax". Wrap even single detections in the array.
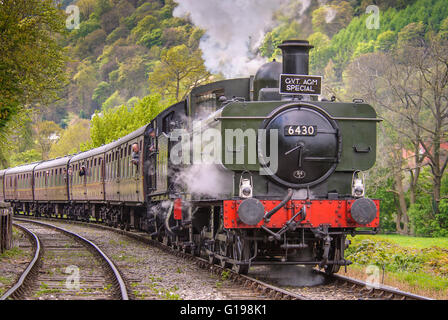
[{"xmin": 253, "ymin": 60, "xmax": 282, "ymax": 101}]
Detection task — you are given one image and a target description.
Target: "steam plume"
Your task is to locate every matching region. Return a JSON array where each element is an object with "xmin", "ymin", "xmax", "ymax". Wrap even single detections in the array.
[{"xmin": 173, "ymin": 0, "xmax": 292, "ymax": 78}]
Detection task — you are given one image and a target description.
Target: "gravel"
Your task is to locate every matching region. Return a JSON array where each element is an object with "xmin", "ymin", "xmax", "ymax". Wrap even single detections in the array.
[
  {"xmin": 0, "ymin": 227, "xmax": 33, "ymax": 297},
  {"xmin": 44, "ymin": 222, "xmax": 241, "ymax": 300}
]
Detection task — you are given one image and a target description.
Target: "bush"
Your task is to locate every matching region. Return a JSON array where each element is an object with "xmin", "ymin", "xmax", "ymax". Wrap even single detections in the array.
[{"xmin": 346, "ymin": 236, "xmax": 448, "ymax": 277}]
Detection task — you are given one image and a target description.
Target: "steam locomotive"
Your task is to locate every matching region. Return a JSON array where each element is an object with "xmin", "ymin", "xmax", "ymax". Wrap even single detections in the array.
[{"xmin": 0, "ymin": 40, "xmax": 380, "ymax": 274}]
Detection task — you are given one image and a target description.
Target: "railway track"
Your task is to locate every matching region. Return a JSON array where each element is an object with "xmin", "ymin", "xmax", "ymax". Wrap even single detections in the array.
[
  {"xmin": 1, "ymin": 219, "xmax": 130, "ymax": 300},
  {"xmin": 11, "ymin": 215, "xmax": 433, "ymax": 300}
]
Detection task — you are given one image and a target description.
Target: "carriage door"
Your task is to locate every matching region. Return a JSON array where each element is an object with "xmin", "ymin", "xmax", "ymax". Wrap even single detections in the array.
[
  {"xmin": 115, "ymin": 147, "xmax": 121, "ymax": 201},
  {"xmin": 133, "ymin": 139, "xmax": 143, "ymax": 202},
  {"xmin": 68, "ymin": 165, "xmax": 73, "ymax": 201},
  {"xmin": 83, "ymin": 161, "xmax": 88, "ymax": 201},
  {"xmin": 147, "ymin": 125, "xmax": 157, "ymax": 193},
  {"xmin": 13, "ymin": 175, "xmax": 17, "ymax": 200},
  {"xmin": 44, "ymin": 171, "xmax": 49, "ymax": 201}
]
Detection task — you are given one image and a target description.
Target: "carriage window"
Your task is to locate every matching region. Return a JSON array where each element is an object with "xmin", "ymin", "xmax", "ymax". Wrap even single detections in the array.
[{"xmin": 162, "ymin": 111, "xmax": 175, "ymax": 133}]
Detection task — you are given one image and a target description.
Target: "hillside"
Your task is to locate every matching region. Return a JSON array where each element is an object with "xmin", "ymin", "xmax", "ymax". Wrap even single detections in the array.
[{"xmin": 43, "ymin": 0, "xmax": 448, "ymax": 126}]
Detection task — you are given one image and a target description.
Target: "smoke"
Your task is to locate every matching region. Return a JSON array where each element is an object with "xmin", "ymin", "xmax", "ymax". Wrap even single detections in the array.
[
  {"xmin": 170, "ymin": 107, "xmax": 232, "ymax": 198},
  {"xmin": 174, "ymin": 164, "xmax": 230, "ymax": 198},
  {"xmin": 258, "ymin": 265, "xmax": 326, "ymax": 287},
  {"xmin": 173, "ymin": 0, "xmax": 296, "ymax": 78}
]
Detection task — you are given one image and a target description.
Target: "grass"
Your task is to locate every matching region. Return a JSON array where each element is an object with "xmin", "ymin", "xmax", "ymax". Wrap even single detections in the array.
[
  {"xmin": 132, "ymin": 276, "xmax": 181, "ymax": 300},
  {"xmin": 373, "ymin": 234, "xmax": 448, "ymax": 249},
  {"xmin": 0, "ymin": 247, "xmax": 25, "ymax": 260},
  {"xmin": 352, "ymin": 234, "xmax": 448, "ymax": 249},
  {"xmin": 33, "ymin": 282, "xmax": 62, "ymax": 297}
]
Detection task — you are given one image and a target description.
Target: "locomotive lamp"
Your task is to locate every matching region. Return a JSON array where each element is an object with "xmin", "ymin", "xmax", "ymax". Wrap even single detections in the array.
[
  {"xmin": 239, "ymin": 172, "xmax": 253, "ymax": 198},
  {"xmin": 239, "ymin": 178, "xmax": 253, "ymax": 198},
  {"xmin": 352, "ymin": 171, "xmax": 365, "ymax": 198}
]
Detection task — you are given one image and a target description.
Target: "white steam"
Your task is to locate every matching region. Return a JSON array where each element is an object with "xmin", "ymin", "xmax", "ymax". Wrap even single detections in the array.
[
  {"xmin": 251, "ymin": 265, "xmax": 326, "ymax": 287},
  {"xmin": 173, "ymin": 0, "xmax": 291, "ymax": 78},
  {"xmin": 174, "ymin": 164, "xmax": 230, "ymax": 198}
]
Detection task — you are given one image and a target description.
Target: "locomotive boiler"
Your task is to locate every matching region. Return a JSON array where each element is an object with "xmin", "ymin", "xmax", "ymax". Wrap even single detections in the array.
[{"xmin": 1, "ymin": 40, "xmax": 380, "ymax": 275}]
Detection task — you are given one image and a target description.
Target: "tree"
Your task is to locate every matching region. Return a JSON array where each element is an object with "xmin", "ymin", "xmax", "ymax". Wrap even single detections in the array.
[
  {"xmin": 0, "ymin": 0, "xmax": 67, "ymax": 139},
  {"xmin": 117, "ymin": 55, "xmax": 150, "ymax": 98},
  {"xmin": 308, "ymin": 32, "xmax": 331, "ymax": 74},
  {"xmin": 148, "ymin": 45, "xmax": 210, "ymax": 101},
  {"xmin": 397, "ymin": 22, "xmax": 426, "ymax": 48},
  {"xmin": 345, "ymin": 34, "xmax": 448, "ymax": 233},
  {"xmin": 90, "ymin": 94, "xmax": 168, "ymax": 147},
  {"xmin": 311, "ymin": 1, "xmax": 354, "ymax": 37},
  {"xmin": 76, "ymin": 0, "xmax": 97, "ymax": 21},
  {"xmin": 73, "ymin": 60, "xmax": 99, "ymax": 115},
  {"xmin": 375, "ymin": 31, "xmax": 396, "ymax": 52},
  {"xmin": 33, "ymin": 121, "xmax": 63, "ymax": 160},
  {"xmin": 92, "ymin": 82, "xmax": 114, "ymax": 107},
  {"xmin": 49, "ymin": 119, "xmax": 91, "ymax": 158},
  {"xmin": 408, "ymin": 36, "xmax": 448, "ymax": 218}
]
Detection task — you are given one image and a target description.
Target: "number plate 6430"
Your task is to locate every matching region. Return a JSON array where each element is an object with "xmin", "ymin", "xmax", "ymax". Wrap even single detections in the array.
[{"xmin": 284, "ymin": 125, "xmax": 317, "ymax": 136}]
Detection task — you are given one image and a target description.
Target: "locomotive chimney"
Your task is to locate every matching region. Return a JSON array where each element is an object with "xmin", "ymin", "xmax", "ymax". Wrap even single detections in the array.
[{"xmin": 278, "ymin": 40, "xmax": 314, "ymax": 75}]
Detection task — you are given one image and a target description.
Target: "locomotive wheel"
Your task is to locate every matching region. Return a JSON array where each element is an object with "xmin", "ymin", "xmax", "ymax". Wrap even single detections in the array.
[
  {"xmin": 231, "ymin": 233, "xmax": 250, "ymax": 274},
  {"xmin": 207, "ymin": 241, "xmax": 216, "ymax": 265},
  {"xmin": 208, "ymin": 253, "xmax": 216, "ymax": 265},
  {"xmin": 324, "ymin": 245, "xmax": 341, "ymax": 275},
  {"xmin": 219, "ymin": 240, "xmax": 231, "ymax": 269}
]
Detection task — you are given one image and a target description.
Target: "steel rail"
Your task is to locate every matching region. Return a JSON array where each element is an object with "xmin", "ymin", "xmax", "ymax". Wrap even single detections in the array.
[
  {"xmin": 14, "ymin": 215, "xmax": 434, "ymax": 301},
  {"xmin": 0, "ymin": 223, "xmax": 41, "ymax": 300},
  {"xmin": 13, "ymin": 218, "xmax": 129, "ymax": 300},
  {"xmin": 329, "ymin": 273, "xmax": 433, "ymax": 300}
]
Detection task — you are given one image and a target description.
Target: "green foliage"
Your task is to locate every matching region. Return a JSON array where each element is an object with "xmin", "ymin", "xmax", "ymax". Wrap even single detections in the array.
[
  {"xmin": 352, "ymin": 40, "xmax": 375, "ymax": 59},
  {"xmin": 310, "ymin": 0, "xmax": 448, "ymax": 76},
  {"xmin": 137, "ymin": 28, "xmax": 163, "ymax": 48},
  {"xmin": 260, "ymin": 21, "xmax": 302, "ymax": 60},
  {"xmin": 308, "ymin": 32, "xmax": 332, "ymax": 74},
  {"xmin": 0, "ymin": 0, "xmax": 67, "ymax": 142},
  {"xmin": 33, "ymin": 120, "xmax": 63, "ymax": 160},
  {"xmin": 102, "ymin": 91, "xmax": 125, "ymax": 110},
  {"xmin": 397, "ymin": 21, "xmax": 426, "ymax": 47},
  {"xmin": 346, "ymin": 236, "xmax": 448, "ymax": 277},
  {"xmin": 148, "ymin": 45, "xmax": 210, "ymax": 101},
  {"xmin": 49, "ymin": 119, "xmax": 91, "ymax": 158},
  {"xmin": 9, "ymin": 149, "xmax": 42, "ymax": 167},
  {"xmin": 90, "ymin": 94, "xmax": 170, "ymax": 147},
  {"xmin": 55, "ymin": 0, "xmax": 196, "ymax": 122},
  {"xmin": 407, "ymin": 169, "xmax": 448, "ymax": 237},
  {"xmin": 375, "ymin": 30, "xmax": 397, "ymax": 51},
  {"xmin": 92, "ymin": 81, "xmax": 114, "ymax": 107},
  {"xmin": 71, "ymin": 19, "xmax": 101, "ymax": 40},
  {"xmin": 366, "ymin": 172, "xmax": 397, "ymax": 233},
  {"xmin": 311, "ymin": 1, "xmax": 354, "ymax": 37}
]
